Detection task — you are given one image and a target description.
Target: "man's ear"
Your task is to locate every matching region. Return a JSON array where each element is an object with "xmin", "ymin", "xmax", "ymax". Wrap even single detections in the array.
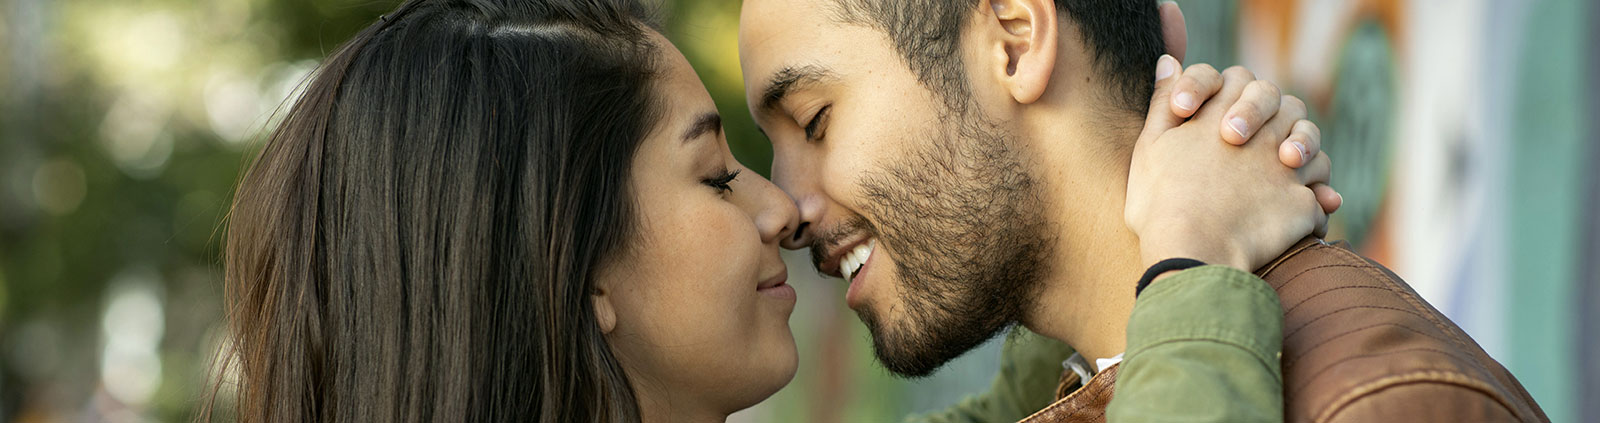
[
  {"xmin": 1159, "ymin": 1, "xmax": 1188, "ymax": 62},
  {"xmin": 592, "ymin": 286, "xmax": 617, "ymax": 334},
  {"xmin": 982, "ymin": 0, "xmax": 1057, "ymax": 105}
]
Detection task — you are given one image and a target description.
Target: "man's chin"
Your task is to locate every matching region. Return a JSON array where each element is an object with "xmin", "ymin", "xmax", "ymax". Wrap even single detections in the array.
[
  {"xmin": 871, "ymin": 342, "xmax": 956, "ymax": 378},
  {"xmin": 859, "ymin": 308, "xmax": 1008, "ymax": 378}
]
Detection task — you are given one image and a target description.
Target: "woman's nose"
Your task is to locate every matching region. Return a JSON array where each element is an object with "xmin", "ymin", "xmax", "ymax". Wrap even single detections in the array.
[{"xmin": 751, "ymin": 176, "xmax": 802, "ymax": 247}]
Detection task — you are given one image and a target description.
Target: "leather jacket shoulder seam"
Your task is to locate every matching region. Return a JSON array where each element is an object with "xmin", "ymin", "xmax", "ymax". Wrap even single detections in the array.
[
  {"xmin": 1311, "ymin": 244, "xmax": 1483, "ymax": 355},
  {"xmin": 1316, "ymin": 370, "xmax": 1521, "ymax": 423}
]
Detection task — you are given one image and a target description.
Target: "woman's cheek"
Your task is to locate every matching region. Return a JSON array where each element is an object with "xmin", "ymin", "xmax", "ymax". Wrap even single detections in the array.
[{"xmin": 654, "ymin": 203, "xmax": 760, "ymax": 333}]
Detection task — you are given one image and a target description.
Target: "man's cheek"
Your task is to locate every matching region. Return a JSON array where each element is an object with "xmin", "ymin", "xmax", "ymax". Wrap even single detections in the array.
[{"xmin": 821, "ymin": 161, "xmax": 871, "ymax": 213}]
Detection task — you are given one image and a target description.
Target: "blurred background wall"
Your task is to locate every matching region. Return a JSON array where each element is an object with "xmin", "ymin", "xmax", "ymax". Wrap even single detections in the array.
[{"xmin": 0, "ymin": 0, "xmax": 1591, "ymax": 422}]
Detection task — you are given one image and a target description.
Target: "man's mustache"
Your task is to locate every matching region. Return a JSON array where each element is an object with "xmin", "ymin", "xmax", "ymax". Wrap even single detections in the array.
[{"xmin": 808, "ymin": 216, "xmax": 875, "ymax": 274}]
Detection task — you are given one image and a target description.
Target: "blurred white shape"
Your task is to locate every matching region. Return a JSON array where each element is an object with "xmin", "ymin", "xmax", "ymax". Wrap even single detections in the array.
[
  {"xmin": 204, "ymin": 69, "xmax": 264, "ymax": 144},
  {"xmin": 100, "ymin": 268, "xmax": 166, "ymax": 406},
  {"xmin": 100, "ymin": 351, "xmax": 163, "ymax": 409},
  {"xmin": 258, "ymin": 60, "xmax": 320, "ymax": 132},
  {"xmin": 204, "ymin": 60, "xmax": 317, "ymax": 146},
  {"xmin": 89, "ymin": 11, "xmax": 186, "ymax": 79},
  {"xmin": 99, "ymin": 92, "xmax": 173, "ymax": 179},
  {"xmin": 31, "ymin": 157, "xmax": 87, "ymax": 215}
]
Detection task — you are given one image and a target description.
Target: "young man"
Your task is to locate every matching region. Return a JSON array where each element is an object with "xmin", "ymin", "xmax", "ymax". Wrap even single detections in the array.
[{"xmin": 738, "ymin": 0, "xmax": 1549, "ymax": 421}]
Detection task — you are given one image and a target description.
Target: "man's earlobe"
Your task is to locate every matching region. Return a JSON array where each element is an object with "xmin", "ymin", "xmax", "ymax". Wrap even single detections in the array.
[
  {"xmin": 986, "ymin": 0, "xmax": 1057, "ymax": 104},
  {"xmin": 592, "ymin": 287, "xmax": 617, "ymax": 334}
]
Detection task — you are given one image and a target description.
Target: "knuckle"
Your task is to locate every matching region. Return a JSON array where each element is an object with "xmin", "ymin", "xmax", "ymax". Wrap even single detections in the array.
[
  {"xmin": 1306, "ymin": 120, "xmax": 1323, "ymax": 139},
  {"xmin": 1284, "ymin": 94, "xmax": 1306, "ymax": 108},
  {"xmin": 1223, "ymin": 65, "xmax": 1255, "ymax": 80},
  {"xmin": 1281, "ymin": 95, "xmax": 1308, "ymax": 114},
  {"xmin": 1231, "ymin": 100, "xmax": 1260, "ymax": 119},
  {"xmin": 1253, "ymin": 80, "xmax": 1282, "ymax": 98},
  {"xmin": 1175, "ymin": 74, "xmax": 1199, "ymax": 90},
  {"xmin": 1185, "ymin": 65, "xmax": 1220, "ymax": 86}
]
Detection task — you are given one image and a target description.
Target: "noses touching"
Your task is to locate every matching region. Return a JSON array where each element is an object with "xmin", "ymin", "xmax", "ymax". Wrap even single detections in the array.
[
  {"xmin": 770, "ymin": 155, "xmax": 823, "ymax": 251},
  {"xmin": 742, "ymin": 172, "xmax": 802, "ymax": 247}
]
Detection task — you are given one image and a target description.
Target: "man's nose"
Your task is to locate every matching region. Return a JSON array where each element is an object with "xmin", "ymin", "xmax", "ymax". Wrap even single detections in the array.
[
  {"xmin": 780, "ymin": 194, "xmax": 822, "ymax": 250},
  {"xmin": 771, "ymin": 160, "xmax": 821, "ymax": 250}
]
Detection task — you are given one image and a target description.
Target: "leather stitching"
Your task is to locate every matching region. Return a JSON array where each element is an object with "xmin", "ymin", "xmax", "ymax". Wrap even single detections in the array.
[
  {"xmin": 1284, "ymin": 322, "xmax": 1476, "ymax": 370},
  {"xmin": 1280, "ymin": 285, "xmax": 1389, "ymax": 315},
  {"xmin": 1282, "ymin": 305, "xmax": 1437, "ymax": 340},
  {"xmin": 1289, "ymin": 347, "xmax": 1483, "ymax": 395},
  {"xmin": 1274, "ymin": 263, "xmax": 1375, "ymax": 292},
  {"xmin": 1314, "ymin": 244, "xmax": 1481, "ymax": 355},
  {"xmin": 1315, "ymin": 370, "xmax": 1521, "ymax": 423}
]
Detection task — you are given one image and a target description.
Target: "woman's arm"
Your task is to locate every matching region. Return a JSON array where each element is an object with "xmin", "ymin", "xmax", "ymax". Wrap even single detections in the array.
[
  {"xmin": 1108, "ymin": 265, "xmax": 1284, "ymax": 423},
  {"xmin": 1109, "ymin": 53, "xmax": 1337, "ymax": 423}
]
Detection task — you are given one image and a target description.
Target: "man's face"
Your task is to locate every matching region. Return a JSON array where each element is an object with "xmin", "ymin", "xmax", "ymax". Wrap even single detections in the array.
[{"xmin": 740, "ymin": 0, "xmax": 1055, "ymax": 376}]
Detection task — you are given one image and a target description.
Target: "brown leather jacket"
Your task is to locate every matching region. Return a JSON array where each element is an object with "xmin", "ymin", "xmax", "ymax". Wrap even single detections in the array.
[{"xmin": 1020, "ymin": 239, "xmax": 1549, "ymax": 423}]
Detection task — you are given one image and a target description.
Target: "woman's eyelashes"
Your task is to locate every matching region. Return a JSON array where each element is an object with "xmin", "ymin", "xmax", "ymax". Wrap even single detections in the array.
[
  {"xmin": 703, "ymin": 169, "xmax": 741, "ymax": 195},
  {"xmin": 802, "ymin": 105, "xmax": 830, "ymax": 142}
]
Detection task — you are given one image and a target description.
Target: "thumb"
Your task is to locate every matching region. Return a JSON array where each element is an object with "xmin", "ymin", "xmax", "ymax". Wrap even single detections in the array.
[{"xmin": 1137, "ymin": 54, "xmax": 1183, "ymax": 145}]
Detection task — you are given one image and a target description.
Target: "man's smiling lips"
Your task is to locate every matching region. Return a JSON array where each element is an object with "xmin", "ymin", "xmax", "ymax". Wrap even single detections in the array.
[
  {"xmin": 815, "ymin": 234, "xmax": 873, "ymax": 279},
  {"xmin": 839, "ymin": 239, "xmax": 876, "ymax": 283},
  {"xmin": 815, "ymin": 233, "xmax": 879, "ymax": 306}
]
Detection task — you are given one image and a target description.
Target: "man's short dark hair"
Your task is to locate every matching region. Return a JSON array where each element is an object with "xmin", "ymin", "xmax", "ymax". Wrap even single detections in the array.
[{"xmin": 832, "ymin": 0, "xmax": 1163, "ymax": 115}]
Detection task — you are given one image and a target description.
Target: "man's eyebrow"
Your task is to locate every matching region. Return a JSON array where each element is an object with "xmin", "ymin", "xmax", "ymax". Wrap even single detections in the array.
[
  {"xmin": 758, "ymin": 65, "xmax": 834, "ymax": 113},
  {"xmin": 682, "ymin": 112, "xmax": 723, "ymax": 142}
]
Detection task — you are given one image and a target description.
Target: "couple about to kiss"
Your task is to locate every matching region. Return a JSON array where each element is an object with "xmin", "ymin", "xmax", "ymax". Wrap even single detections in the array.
[{"xmin": 207, "ymin": 0, "xmax": 1549, "ymax": 422}]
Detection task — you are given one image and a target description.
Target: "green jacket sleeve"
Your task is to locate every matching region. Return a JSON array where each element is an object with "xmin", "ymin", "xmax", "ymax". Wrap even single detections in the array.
[
  {"xmin": 905, "ymin": 265, "xmax": 1284, "ymax": 423},
  {"xmin": 901, "ymin": 327, "xmax": 1075, "ymax": 423},
  {"xmin": 1107, "ymin": 265, "xmax": 1285, "ymax": 423}
]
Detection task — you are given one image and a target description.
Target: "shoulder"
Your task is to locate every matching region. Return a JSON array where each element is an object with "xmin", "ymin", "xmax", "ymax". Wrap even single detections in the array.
[{"xmin": 1257, "ymin": 238, "xmax": 1548, "ymax": 423}]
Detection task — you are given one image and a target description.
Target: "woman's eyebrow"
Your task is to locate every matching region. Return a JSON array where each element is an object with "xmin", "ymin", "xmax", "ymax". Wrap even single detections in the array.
[{"xmin": 682, "ymin": 112, "xmax": 723, "ymax": 143}]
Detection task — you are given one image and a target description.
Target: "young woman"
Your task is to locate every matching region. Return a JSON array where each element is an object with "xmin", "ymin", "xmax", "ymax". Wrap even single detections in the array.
[{"xmin": 213, "ymin": 0, "xmax": 1330, "ymax": 421}]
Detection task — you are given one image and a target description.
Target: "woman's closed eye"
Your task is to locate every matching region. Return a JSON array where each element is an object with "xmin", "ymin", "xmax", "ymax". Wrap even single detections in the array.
[{"xmin": 703, "ymin": 169, "xmax": 740, "ymax": 195}]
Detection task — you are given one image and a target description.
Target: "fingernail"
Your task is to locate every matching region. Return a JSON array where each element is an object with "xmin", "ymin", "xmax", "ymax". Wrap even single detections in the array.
[
  {"xmin": 1174, "ymin": 92, "xmax": 1195, "ymax": 111},
  {"xmin": 1292, "ymin": 141, "xmax": 1309, "ymax": 162},
  {"xmin": 1333, "ymin": 191, "xmax": 1344, "ymax": 207},
  {"xmin": 1155, "ymin": 55, "xmax": 1177, "ymax": 81},
  {"xmin": 1229, "ymin": 117, "xmax": 1249, "ymax": 138}
]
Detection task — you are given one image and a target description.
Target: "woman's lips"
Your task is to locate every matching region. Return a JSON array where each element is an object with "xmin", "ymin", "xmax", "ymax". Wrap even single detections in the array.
[{"xmin": 757, "ymin": 273, "xmax": 796, "ymax": 302}]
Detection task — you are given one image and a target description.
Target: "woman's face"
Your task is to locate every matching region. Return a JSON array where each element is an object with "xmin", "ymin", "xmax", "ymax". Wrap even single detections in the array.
[{"xmin": 593, "ymin": 32, "xmax": 801, "ymax": 414}]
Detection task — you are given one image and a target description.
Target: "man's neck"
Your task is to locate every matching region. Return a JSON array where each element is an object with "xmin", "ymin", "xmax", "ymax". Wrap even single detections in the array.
[{"xmin": 1014, "ymin": 104, "xmax": 1146, "ymax": 364}]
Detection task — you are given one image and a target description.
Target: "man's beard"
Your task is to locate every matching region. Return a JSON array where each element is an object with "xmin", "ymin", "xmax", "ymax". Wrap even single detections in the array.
[{"xmin": 829, "ymin": 111, "xmax": 1054, "ymax": 378}]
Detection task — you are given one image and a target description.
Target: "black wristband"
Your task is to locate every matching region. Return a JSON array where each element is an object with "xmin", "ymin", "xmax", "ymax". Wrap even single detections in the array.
[{"xmin": 1135, "ymin": 258, "xmax": 1207, "ymax": 297}]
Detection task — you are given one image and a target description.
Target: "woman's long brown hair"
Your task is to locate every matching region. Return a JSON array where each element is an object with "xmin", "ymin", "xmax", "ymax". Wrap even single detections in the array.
[{"xmin": 209, "ymin": 0, "xmax": 661, "ymax": 421}]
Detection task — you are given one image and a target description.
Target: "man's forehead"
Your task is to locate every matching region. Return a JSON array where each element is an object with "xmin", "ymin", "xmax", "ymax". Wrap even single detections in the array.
[
  {"xmin": 740, "ymin": 0, "xmax": 834, "ymax": 27},
  {"xmin": 739, "ymin": 0, "xmax": 831, "ymax": 55},
  {"xmin": 740, "ymin": 0, "xmax": 840, "ymax": 103}
]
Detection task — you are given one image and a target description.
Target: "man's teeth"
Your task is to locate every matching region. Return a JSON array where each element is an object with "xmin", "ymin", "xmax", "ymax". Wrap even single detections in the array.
[{"xmin": 839, "ymin": 239, "xmax": 876, "ymax": 282}]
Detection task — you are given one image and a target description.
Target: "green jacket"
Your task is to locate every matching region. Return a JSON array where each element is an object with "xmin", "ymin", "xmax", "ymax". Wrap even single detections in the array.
[{"xmin": 905, "ymin": 265, "xmax": 1284, "ymax": 423}]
